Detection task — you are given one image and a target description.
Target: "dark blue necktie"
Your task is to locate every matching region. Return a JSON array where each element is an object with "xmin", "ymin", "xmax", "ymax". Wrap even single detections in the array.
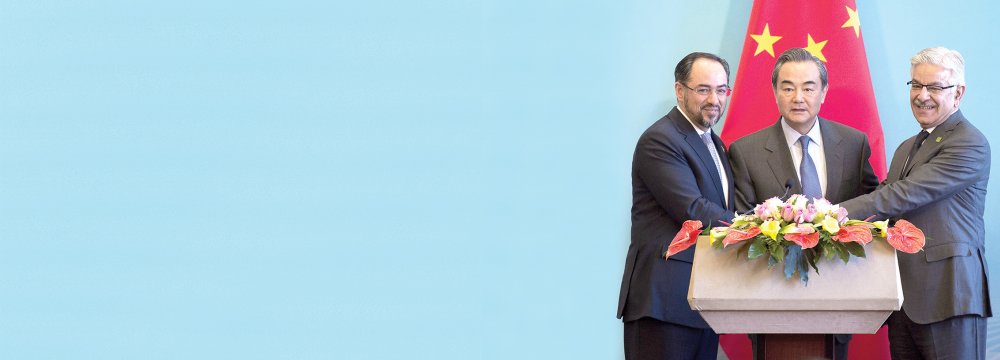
[
  {"xmin": 901, "ymin": 130, "xmax": 931, "ymax": 177},
  {"xmin": 799, "ymin": 135, "xmax": 822, "ymax": 200}
]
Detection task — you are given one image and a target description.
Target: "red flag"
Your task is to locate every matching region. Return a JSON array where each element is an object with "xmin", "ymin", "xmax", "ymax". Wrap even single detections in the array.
[
  {"xmin": 720, "ymin": 0, "xmax": 887, "ymax": 179},
  {"xmin": 718, "ymin": 0, "xmax": 890, "ymax": 358}
]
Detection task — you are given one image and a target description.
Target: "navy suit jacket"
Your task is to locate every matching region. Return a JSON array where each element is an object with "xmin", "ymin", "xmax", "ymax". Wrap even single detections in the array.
[{"xmin": 618, "ymin": 107, "xmax": 735, "ymax": 328}]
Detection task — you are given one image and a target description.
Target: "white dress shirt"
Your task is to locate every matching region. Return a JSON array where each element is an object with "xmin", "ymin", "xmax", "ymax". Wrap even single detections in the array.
[{"xmin": 780, "ymin": 118, "xmax": 827, "ymax": 196}]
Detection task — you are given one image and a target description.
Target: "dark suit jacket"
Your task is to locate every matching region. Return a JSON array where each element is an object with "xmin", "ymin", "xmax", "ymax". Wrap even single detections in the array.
[
  {"xmin": 728, "ymin": 117, "xmax": 878, "ymax": 349},
  {"xmin": 842, "ymin": 110, "xmax": 992, "ymax": 324},
  {"xmin": 729, "ymin": 117, "xmax": 879, "ymax": 212},
  {"xmin": 618, "ymin": 107, "xmax": 735, "ymax": 328}
]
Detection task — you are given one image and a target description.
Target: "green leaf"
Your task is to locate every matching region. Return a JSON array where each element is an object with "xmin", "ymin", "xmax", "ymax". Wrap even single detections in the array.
[
  {"xmin": 805, "ymin": 248, "xmax": 820, "ymax": 273},
  {"xmin": 822, "ymin": 242, "xmax": 836, "ymax": 260},
  {"xmin": 843, "ymin": 242, "xmax": 867, "ymax": 258},
  {"xmin": 748, "ymin": 238, "xmax": 767, "ymax": 259},
  {"xmin": 833, "ymin": 242, "xmax": 850, "ymax": 263},
  {"xmin": 769, "ymin": 242, "xmax": 785, "ymax": 263}
]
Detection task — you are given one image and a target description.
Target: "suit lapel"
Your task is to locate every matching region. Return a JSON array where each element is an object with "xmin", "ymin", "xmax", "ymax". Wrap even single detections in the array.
[
  {"xmin": 819, "ymin": 118, "xmax": 844, "ymax": 201},
  {"xmin": 902, "ymin": 111, "xmax": 964, "ymax": 178},
  {"xmin": 670, "ymin": 109, "xmax": 726, "ymax": 204},
  {"xmin": 764, "ymin": 120, "xmax": 802, "ymax": 195},
  {"xmin": 887, "ymin": 138, "xmax": 911, "ymax": 182}
]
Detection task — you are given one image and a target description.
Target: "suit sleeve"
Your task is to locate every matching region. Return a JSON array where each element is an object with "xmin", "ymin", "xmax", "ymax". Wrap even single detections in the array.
[
  {"xmin": 728, "ymin": 142, "xmax": 758, "ymax": 214},
  {"xmin": 635, "ymin": 132, "xmax": 731, "ymax": 227},
  {"xmin": 858, "ymin": 135, "xmax": 879, "ymax": 194},
  {"xmin": 842, "ymin": 132, "xmax": 989, "ymax": 219}
]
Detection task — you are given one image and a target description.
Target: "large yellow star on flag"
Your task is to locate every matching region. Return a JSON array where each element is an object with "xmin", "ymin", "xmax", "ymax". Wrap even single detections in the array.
[
  {"xmin": 750, "ymin": 24, "xmax": 782, "ymax": 57},
  {"xmin": 805, "ymin": 34, "xmax": 828, "ymax": 62},
  {"xmin": 841, "ymin": 6, "xmax": 861, "ymax": 37}
]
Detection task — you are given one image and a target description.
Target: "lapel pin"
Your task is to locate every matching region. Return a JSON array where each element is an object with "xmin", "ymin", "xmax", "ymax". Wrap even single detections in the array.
[{"xmin": 936, "ymin": 137, "xmax": 942, "ymax": 143}]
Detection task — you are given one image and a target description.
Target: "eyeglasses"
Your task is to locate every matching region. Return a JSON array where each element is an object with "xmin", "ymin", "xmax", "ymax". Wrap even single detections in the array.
[
  {"xmin": 681, "ymin": 83, "xmax": 731, "ymax": 97},
  {"xmin": 907, "ymin": 80, "xmax": 956, "ymax": 94}
]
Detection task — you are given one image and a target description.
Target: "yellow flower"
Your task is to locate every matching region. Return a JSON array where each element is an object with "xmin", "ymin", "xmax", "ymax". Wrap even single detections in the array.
[
  {"xmin": 710, "ymin": 227, "xmax": 728, "ymax": 244},
  {"xmin": 761, "ymin": 220, "xmax": 780, "ymax": 240},
  {"xmin": 873, "ymin": 220, "xmax": 888, "ymax": 237},
  {"xmin": 822, "ymin": 216, "xmax": 841, "ymax": 234}
]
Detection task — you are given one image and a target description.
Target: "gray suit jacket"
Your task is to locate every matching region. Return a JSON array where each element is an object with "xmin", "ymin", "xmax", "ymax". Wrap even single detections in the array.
[
  {"xmin": 729, "ymin": 117, "xmax": 879, "ymax": 212},
  {"xmin": 618, "ymin": 107, "xmax": 735, "ymax": 328},
  {"xmin": 841, "ymin": 110, "xmax": 992, "ymax": 324}
]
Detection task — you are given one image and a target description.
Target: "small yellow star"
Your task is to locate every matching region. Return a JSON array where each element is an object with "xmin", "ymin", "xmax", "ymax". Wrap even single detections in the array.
[
  {"xmin": 805, "ymin": 34, "xmax": 828, "ymax": 62},
  {"xmin": 750, "ymin": 24, "xmax": 782, "ymax": 57},
  {"xmin": 841, "ymin": 6, "xmax": 861, "ymax": 38}
]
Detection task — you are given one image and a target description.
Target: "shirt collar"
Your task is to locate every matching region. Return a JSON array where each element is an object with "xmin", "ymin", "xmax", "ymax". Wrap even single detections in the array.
[
  {"xmin": 677, "ymin": 106, "xmax": 710, "ymax": 136},
  {"xmin": 780, "ymin": 117, "xmax": 823, "ymax": 149}
]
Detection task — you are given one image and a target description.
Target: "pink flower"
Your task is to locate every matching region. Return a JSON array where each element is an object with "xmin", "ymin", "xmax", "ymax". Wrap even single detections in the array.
[
  {"xmin": 886, "ymin": 220, "xmax": 926, "ymax": 254},
  {"xmin": 785, "ymin": 232, "xmax": 819, "ymax": 249},
  {"xmin": 782, "ymin": 205, "xmax": 795, "ymax": 222},
  {"xmin": 665, "ymin": 220, "xmax": 703, "ymax": 259},
  {"xmin": 722, "ymin": 226, "xmax": 762, "ymax": 247},
  {"xmin": 833, "ymin": 224, "xmax": 874, "ymax": 244},
  {"xmin": 802, "ymin": 205, "xmax": 817, "ymax": 222},
  {"xmin": 836, "ymin": 207, "xmax": 849, "ymax": 224}
]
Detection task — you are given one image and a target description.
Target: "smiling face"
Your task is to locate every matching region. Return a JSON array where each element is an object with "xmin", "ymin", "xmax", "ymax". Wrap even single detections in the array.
[
  {"xmin": 675, "ymin": 58, "xmax": 730, "ymax": 130},
  {"xmin": 910, "ymin": 63, "xmax": 965, "ymax": 129},
  {"xmin": 773, "ymin": 61, "xmax": 828, "ymax": 134}
]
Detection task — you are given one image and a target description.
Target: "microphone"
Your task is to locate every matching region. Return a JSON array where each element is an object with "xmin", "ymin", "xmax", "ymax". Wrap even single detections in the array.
[{"xmin": 779, "ymin": 179, "xmax": 795, "ymax": 201}]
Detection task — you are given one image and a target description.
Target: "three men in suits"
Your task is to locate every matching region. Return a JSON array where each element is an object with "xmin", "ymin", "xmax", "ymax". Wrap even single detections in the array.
[
  {"xmin": 841, "ymin": 47, "xmax": 991, "ymax": 359},
  {"xmin": 728, "ymin": 47, "xmax": 879, "ymax": 360},
  {"xmin": 618, "ymin": 52, "xmax": 735, "ymax": 360}
]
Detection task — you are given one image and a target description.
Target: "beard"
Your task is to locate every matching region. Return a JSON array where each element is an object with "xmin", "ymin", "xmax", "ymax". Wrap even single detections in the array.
[{"xmin": 694, "ymin": 104, "xmax": 722, "ymax": 128}]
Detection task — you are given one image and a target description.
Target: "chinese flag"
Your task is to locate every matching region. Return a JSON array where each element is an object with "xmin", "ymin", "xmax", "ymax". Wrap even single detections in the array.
[
  {"xmin": 717, "ymin": 0, "xmax": 890, "ymax": 359},
  {"xmin": 720, "ymin": 0, "xmax": 886, "ymax": 179}
]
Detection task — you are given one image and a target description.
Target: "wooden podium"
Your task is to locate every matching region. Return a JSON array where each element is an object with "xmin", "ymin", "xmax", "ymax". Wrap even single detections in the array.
[{"xmin": 687, "ymin": 235, "xmax": 903, "ymax": 359}]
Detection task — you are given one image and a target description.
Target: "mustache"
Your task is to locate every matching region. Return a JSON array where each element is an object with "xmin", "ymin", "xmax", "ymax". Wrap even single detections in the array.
[
  {"xmin": 702, "ymin": 105, "xmax": 721, "ymax": 111},
  {"xmin": 913, "ymin": 99, "xmax": 936, "ymax": 107}
]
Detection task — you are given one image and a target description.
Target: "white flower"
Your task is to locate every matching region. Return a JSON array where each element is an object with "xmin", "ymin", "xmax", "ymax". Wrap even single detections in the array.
[{"xmin": 813, "ymin": 198, "xmax": 834, "ymax": 216}]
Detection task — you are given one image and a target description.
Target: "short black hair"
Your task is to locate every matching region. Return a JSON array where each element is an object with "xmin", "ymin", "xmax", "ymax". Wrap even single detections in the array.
[
  {"xmin": 771, "ymin": 48, "xmax": 828, "ymax": 88},
  {"xmin": 674, "ymin": 52, "xmax": 730, "ymax": 84}
]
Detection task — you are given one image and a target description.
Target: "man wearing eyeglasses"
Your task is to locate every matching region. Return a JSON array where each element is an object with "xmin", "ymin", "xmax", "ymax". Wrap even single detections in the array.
[
  {"xmin": 841, "ymin": 47, "xmax": 991, "ymax": 359},
  {"xmin": 618, "ymin": 52, "xmax": 734, "ymax": 360},
  {"xmin": 728, "ymin": 47, "xmax": 879, "ymax": 359}
]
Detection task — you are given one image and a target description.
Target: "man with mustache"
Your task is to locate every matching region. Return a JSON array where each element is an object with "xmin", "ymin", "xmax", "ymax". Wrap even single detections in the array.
[
  {"xmin": 727, "ymin": 48, "xmax": 879, "ymax": 359},
  {"xmin": 618, "ymin": 52, "xmax": 734, "ymax": 360},
  {"xmin": 841, "ymin": 47, "xmax": 991, "ymax": 359}
]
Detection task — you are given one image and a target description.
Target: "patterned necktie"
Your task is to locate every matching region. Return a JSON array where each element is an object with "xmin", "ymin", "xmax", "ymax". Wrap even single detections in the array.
[
  {"xmin": 901, "ymin": 130, "xmax": 931, "ymax": 176},
  {"xmin": 798, "ymin": 135, "xmax": 822, "ymax": 200},
  {"xmin": 701, "ymin": 132, "xmax": 726, "ymax": 199}
]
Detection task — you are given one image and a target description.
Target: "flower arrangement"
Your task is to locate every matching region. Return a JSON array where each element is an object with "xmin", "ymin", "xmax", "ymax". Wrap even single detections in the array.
[{"xmin": 665, "ymin": 194, "xmax": 926, "ymax": 284}]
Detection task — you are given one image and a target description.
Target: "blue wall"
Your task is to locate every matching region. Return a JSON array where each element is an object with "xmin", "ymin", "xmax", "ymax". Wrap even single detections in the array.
[{"xmin": 2, "ymin": 1, "xmax": 998, "ymax": 358}]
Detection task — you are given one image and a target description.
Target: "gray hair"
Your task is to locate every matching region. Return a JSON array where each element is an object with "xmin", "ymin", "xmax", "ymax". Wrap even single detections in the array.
[
  {"xmin": 771, "ymin": 48, "xmax": 828, "ymax": 88},
  {"xmin": 911, "ymin": 47, "xmax": 965, "ymax": 85}
]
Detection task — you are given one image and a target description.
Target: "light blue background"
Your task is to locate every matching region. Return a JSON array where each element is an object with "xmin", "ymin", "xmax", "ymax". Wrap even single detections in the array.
[{"xmin": 2, "ymin": 1, "xmax": 998, "ymax": 359}]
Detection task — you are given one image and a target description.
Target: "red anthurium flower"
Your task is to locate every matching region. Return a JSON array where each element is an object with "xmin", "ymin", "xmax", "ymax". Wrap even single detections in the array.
[
  {"xmin": 833, "ymin": 224, "xmax": 874, "ymax": 244},
  {"xmin": 785, "ymin": 232, "xmax": 820, "ymax": 249},
  {"xmin": 665, "ymin": 220, "xmax": 703, "ymax": 259},
  {"xmin": 722, "ymin": 226, "xmax": 762, "ymax": 247},
  {"xmin": 886, "ymin": 220, "xmax": 926, "ymax": 254}
]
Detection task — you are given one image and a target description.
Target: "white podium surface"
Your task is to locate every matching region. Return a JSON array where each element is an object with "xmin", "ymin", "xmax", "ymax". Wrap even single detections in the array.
[{"xmin": 687, "ymin": 235, "xmax": 902, "ymax": 334}]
